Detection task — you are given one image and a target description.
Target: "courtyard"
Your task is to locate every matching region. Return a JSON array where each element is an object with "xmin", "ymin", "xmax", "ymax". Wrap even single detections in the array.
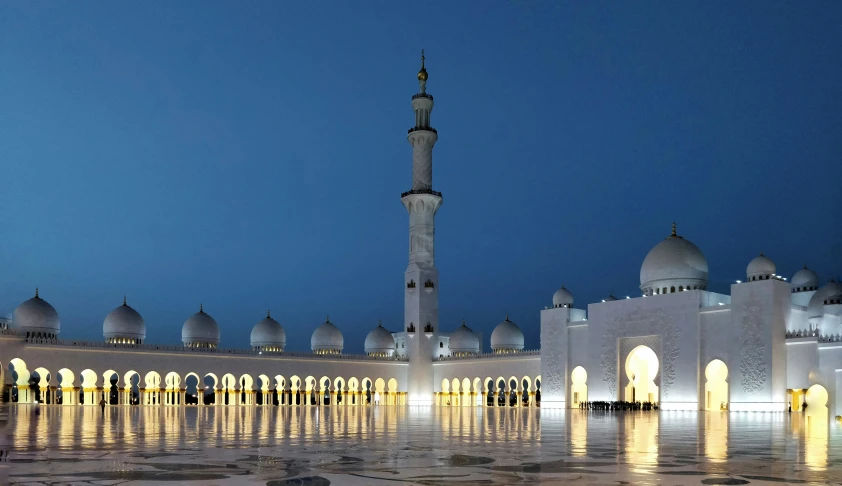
[{"xmin": 0, "ymin": 405, "xmax": 839, "ymax": 485}]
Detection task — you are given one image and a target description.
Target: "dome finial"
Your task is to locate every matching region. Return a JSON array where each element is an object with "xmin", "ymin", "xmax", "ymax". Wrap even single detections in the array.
[
  {"xmin": 326, "ymin": 314, "xmax": 330, "ymax": 323},
  {"xmin": 671, "ymin": 222, "xmax": 677, "ymax": 237},
  {"xmin": 123, "ymin": 295, "xmax": 127, "ymax": 306},
  {"xmin": 34, "ymin": 287, "xmax": 39, "ymax": 299},
  {"xmin": 378, "ymin": 319, "xmax": 382, "ymax": 327},
  {"xmin": 199, "ymin": 302, "xmax": 203, "ymax": 313},
  {"xmin": 417, "ymin": 49, "xmax": 428, "ymax": 92},
  {"xmin": 267, "ymin": 308, "xmax": 271, "ymax": 318},
  {"xmin": 505, "ymin": 312, "xmax": 509, "ymax": 321}
]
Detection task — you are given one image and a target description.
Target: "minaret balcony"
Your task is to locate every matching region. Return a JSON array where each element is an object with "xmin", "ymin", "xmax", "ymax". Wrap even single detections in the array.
[
  {"xmin": 401, "ymin": 188, "xmax": 442, "ymax": 198},
  {"xmin": 412, "ymin": 93, "xmax": 434, "ymax": 101},
  {"xmin": 407, "ymin": 126, "xmax": 437, "ymax": 135}
]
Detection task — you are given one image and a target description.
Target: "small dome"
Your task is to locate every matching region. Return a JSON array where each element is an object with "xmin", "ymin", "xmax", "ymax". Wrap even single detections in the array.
[
  {"xmin": 792, "ymin": 266, "xmax": 819, "ymax": 290},
  {"xmin": 250, "ymin": 311, "xmax": 285, "ymax": 351},
  {"xmin": 747, "ymin": 253, "xmax": 776, "ymax": 281},
  {"xmin": 311, "ymin": 316, "xmax": 344, "ymax": 354},
  {"xmin": 449, "ymin": 321, "xmax": 480, "ymax": 355},
  {"xmin": 640, "ymin": 223, "xmax": 708, "ymax": 295},
  {"xmin": 12, "ymin": 289, "xmax": 60, "ymax": 336},
  {"xmin": 181, "ymin": 305, "xmax": 220, "ymax": 347},
  {"xmin": 364, "ymin": 322, "xmax": 395, "ymax": 356},
  {"xmin": 103, "ymin": 297, "xmax": 145, "ymax": 343},
  {"xmin": 490, "ymin": 315, "xmax": 524, "ymax": 353},
  {"xmin": 808, "ymin": 281, "xmax": 842, "ymax": 319},
  {"xmin": 552, "ymin": 286, "xmax": 574, "ymax": 308}
]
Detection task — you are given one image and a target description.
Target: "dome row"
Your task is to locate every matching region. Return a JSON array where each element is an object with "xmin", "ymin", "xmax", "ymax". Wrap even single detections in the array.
[{"xmin": 10, "ymin": 289, "xmax": 526, "ymax": 357}]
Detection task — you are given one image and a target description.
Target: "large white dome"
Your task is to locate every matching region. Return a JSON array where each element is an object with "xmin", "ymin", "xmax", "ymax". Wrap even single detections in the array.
[
  {"xmin": 181, "ymin": 305, "xmax": 220, "ymax": 347},
  {"xmin": 552, "ymin": 286, "xmax": 574, "ymax": 308},
  {"xmin": 746, "ymin": 253, "xmax": 776, "ymax": 281},
  {"xmin": 449, "ymin": 321, "xmax": 480, "ymax": 355},
  {"xmin": 792, "ymin": 266, "xmax": 819, "ymax": 290},
  {"xmin": 808, "ymin": 281, "xmax": 842, "ymax": 319},
  {"xmin": 490, "ymin": 315, "xmax": 524, "ymax": 353},
  {"xmin": 364, "ymin": 322, "xmax": 395, "ymax": 356},
  {"xmin": 311, "ymin": 316, "xmax": 344, "ymax": 354},
  {"xmin": 640, "ymin": 224, "xmax": 708, "ymax": 295},
  {"xmin": 103, "ymin": 297, "xmax": 146, "ymax": 343},
  {"xmin": 12, "ymin": 289, "xmax": 60, "ymax": 337},
  {"xmin": 250, "ymin": 312, "xmax": 285, "ymax": 350}
]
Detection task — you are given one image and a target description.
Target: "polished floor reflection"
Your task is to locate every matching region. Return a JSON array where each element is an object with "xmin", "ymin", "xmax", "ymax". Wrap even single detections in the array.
[{"xmin": 1, "ymin": 406, "xmax": 841, "ymax": 484}]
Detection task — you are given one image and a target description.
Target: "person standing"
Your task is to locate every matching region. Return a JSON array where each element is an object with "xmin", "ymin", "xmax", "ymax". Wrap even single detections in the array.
[{"xmin": 99, "ymin": 398, "xmax": 106, "ymax": 413}]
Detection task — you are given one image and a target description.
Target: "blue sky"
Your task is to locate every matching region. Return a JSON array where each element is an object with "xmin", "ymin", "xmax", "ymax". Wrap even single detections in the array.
[{"xmin": 1, "ymin": 2, "xmax": 840, "ymax": 352}]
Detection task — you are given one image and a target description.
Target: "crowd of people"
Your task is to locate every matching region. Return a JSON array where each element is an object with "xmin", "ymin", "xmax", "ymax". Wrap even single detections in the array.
[{"xmin": 579, "ymin": 400, "xmax": 658, "ymax": 411}]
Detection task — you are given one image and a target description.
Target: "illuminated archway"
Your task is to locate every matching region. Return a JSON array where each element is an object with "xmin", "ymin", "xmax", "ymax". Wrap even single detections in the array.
[
  {"xmin": 704, "ymin": 359, "xmax": 728, "ymax": 411},
  {"xmin": 9, "ymin": 359, "xmax": 31, "ymax": 403},
  {"xmin": 80, "ymin": 369, "xmax": 98, "ymax": 405},
  {"xmin": 624, "ymin": 345, "xmax": 659, "ymax": 403},
  {"xmin": 805, "ymin": 384, "xmax": 829, "ymax": 428},
  {"xmin": 571, "ymin": 366, "xmax": 587, "ymax": 408},
  {"xmin": 347, "ymin": 377, "xmax": 359, "ymax": 405},
  {"xmin": 804, "ymin": 384, "xmax": 829, "ymax": 470},
  {"xmin": 33, "ymin": 367, "xmax": 51, "ymax": 404},
  {"xmin": 461, "ymin": 378, "xmax": 471, "ymax": 407},
  {"xmin": 57, "ymin": 368, "xmax": 77, "ymax": 405}
]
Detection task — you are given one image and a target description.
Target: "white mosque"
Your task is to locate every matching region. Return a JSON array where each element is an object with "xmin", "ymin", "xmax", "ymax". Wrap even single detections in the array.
[{"xmin": 1, "ymin": 54, "xmax": 840, "ymax": 419}]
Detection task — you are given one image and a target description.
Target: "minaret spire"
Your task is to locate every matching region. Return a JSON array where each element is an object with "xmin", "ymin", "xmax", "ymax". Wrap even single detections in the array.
[{"xmin": 418, "ymin": 49, "xmax": 428, "ymax": 93}]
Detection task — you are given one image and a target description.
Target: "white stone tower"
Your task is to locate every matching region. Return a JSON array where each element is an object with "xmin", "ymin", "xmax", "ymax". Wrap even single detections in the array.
[{"xmin": 402, "ymin": 50, "xmax": 441, "ymax": 405}]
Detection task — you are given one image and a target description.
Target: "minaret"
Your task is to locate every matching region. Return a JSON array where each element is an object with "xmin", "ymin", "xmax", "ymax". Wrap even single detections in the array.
[{"xmin": 402, "ymin": 50, "xmax": 441, "ymax": 405}]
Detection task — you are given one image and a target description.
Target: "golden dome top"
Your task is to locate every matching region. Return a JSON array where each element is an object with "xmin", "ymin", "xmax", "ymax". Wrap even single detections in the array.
[{"xmin": 417, "ymin": 49, "xmax": 428, "ymax": 81}]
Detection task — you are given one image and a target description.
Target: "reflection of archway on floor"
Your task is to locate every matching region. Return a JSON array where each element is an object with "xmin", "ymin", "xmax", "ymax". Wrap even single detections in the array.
[
  {"xmin": 704, "ymin": 359, "xmax": 728, "ymax": 410},
  {"xmin": 624, "ymin": 345, "xmax": 659, "ymax": 403},
  {"xmin": 571, "ymin": 366, "xmax": 587, "ymax": 408}
]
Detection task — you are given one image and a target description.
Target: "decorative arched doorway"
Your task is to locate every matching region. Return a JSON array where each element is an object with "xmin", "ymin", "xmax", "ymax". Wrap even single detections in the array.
[
  {"xmin": 571, "ymin": 366, "xmax": 587, "ymax": 408},
  {"xmin": 704, "ymin": 359, "xmax": 728, "ymax": 411},
  {"xmin": 805, "ymin": 384, "xmax": 829, "ymax": 429},
  {"xmin": 624, "ymin": 345, "xmax": 659, "ymax": 403}
]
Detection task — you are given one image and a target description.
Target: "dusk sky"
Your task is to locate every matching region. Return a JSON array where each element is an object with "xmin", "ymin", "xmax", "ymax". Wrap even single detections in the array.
[{"xmin": 1, "ymin": 2, "xmax": 840, "ymax": 353}]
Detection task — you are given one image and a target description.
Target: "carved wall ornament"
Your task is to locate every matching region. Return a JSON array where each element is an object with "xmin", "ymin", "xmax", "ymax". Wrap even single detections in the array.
[
  {"xmin": 739, "ymin": 289, "xmax": 767, "ymax": 395},
  {"xmin": 541, "ymin": 321, "xmax": 564, "ymax": 397},
  {"xmin": 600, "ymin": 308, "xmax": 679, "ymax": 399}
]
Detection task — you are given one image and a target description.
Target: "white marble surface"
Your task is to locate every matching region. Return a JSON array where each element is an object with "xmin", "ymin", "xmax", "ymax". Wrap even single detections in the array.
[{"xmin": 0, "ymin": 405, "xmax": 840, "ymax": 485}]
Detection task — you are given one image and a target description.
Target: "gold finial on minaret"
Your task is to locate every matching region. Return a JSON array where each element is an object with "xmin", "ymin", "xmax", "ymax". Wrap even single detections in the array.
[
  {"xmin": 417, "ymin": 49, "xmax": 428, "ymax": 93},
  {"xmin": 35, "ymin": 287, "xmax": 39, "ymax": 298},
  {"xmin": 418, "ymin": 49, "xmax": 427, "ymax": 81}
]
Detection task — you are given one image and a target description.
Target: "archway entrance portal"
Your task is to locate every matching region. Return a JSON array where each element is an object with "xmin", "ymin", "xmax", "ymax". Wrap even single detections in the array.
[
  {"xmin": 805, "ymin": 384, "xmax": 829, "ymax": 430},
  {"xmin": 704, "ymin": 359, "xmax": 728, "ymax": 411},
  {"xmin": 624, "ymin": 345, "xmax": 659, "ymax": 403},
  {"xmin": 571, "ymin": 366, "xmax": 587, "ymax": 408}
]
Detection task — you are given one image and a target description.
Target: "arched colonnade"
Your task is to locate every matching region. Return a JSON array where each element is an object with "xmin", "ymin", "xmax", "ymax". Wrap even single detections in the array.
[
  {"xmin": 2, "ymin": 358, "xmax": 404, "ymax": 407},
  {"xmin": 436, "ymin": 375, "xmax": 542, "ymax": 407}
]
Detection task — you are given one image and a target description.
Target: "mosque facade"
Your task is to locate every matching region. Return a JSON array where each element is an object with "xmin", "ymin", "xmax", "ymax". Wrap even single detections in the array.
[{"xmin": 1, "ymin": 56, "xmax": 840, "ymax": 417}]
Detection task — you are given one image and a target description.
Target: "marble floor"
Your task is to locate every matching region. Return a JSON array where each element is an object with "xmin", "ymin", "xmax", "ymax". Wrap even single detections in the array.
[{"xmin": 0, "ymin": 405, "xmax": 840, "ymax": 485}]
